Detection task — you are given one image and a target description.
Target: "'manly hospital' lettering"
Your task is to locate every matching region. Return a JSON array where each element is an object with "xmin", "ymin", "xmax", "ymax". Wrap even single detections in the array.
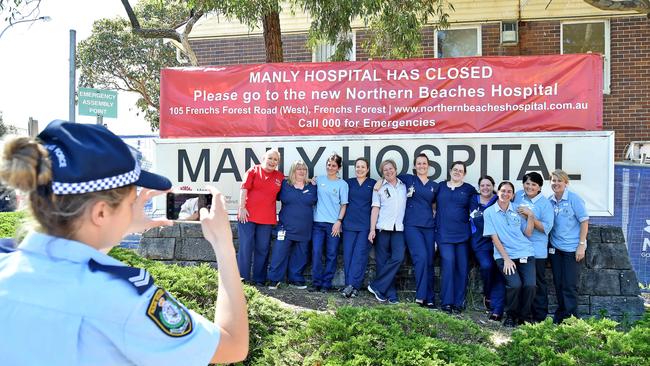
[{"xmin": 177, "ymin": 144, "xmax": 580, "ymax": 183}]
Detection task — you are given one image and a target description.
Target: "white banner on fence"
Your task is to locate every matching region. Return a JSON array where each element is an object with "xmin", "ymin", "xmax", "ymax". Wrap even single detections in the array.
[{"xmin": 154, "ymin": 131, "xmax": 615, "ymax": 216}]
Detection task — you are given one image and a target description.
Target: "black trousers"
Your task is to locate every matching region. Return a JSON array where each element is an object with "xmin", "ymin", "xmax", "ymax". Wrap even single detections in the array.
[
  {"xmin": 550, "ymin": 249, "xmax": 580, "ymax": 323},
  {"xmin": 532, "ymin": 258, "xmax": 549, "ymax": 322},
  {"xmin": 496, "ymin": 256, "xmax": 536, "ymax": 321}
]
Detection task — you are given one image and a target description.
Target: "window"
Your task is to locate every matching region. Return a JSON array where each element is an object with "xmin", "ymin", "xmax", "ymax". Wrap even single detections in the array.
[
  {"xmin": 561, "ymin": 20, "xmax": 610, "ymax": 93},
  {"xmin": 435, "ymin": 26, "xmax": 482, "ymax": 58},
  {"xmin": 312, "ymin": 32, "xmax": 356, "ymax": 62}
]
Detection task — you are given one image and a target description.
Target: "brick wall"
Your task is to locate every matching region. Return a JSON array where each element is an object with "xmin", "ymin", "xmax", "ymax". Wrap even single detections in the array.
[{"xmin": 190, "ymin": 15, "xmax": 650, "ymax": 160}]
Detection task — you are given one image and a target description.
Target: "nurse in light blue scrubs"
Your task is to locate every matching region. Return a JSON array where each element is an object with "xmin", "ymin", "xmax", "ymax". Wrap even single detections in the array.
[{"xmin": 548, "ymin": 169, "xmax": 589, "ymax": 324}]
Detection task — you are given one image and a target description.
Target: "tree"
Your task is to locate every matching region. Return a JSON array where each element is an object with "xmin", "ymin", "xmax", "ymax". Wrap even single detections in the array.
[
  {"xmin": 583, "ymin": 0, "xmax": 650, "ymax": 17},
  {"xmin": 299, "ymin": 0, "xmax": 453, "ymax": 60},
  {"xmin": 77, "ymin": 0, "xmax": 188, "ymax": 130},
  {"xmin": 0, "ymin": 0, "xmax": 42, "ymax": 23},
  {"xmin": 0, "ymin": 111, "xmax": 18, "ymax": 137},
  {"xmin": 120, "ymin": 0, "xmax": 454, "ymax": 63}
]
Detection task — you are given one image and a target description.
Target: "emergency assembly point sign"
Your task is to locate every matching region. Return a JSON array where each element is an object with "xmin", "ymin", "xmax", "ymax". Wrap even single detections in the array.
[{"xmin": 78, "ymin": 88, "xmax": 118, "ymax": 118}]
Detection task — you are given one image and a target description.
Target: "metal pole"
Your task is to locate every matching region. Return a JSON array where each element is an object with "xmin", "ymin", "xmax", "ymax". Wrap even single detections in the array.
[
  {"xmin": 69, "ymin": 29, "xmax": 76, "ymax": 122},
  {"xmin": 96, "ymin": 114, "xmax": 103, "ymax": 126}
]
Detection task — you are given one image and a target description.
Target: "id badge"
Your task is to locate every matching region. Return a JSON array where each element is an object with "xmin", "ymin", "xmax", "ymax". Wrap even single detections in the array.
[
  {"xmin": 548, "ymin": 247, "xmax": 556, "ymax": 255},
  {"xmin": 407, "ymin": 186, "xmax": 415, "ymax": 198},
  {"xmin": 277, "ymin": 230, "xmax": 286, "ymax": 241},
  {"xmin": 519, "ymin": 257, "xmax": 528, "ymax": 264}
]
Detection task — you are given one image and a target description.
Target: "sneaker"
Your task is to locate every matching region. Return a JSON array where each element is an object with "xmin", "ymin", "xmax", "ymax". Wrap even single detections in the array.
[
  {"xmin": 503, "ymin": 317, "xmax": 518, "ymax": 328},
  {"xmin": 307, "ymin": 285, "xmax": 320, "ymax": 292},
  {"xmin": 488, "ymin": 313, "xmax": 503, "ymax": 322},
  {"xmin": 289, "ymin": 283, "xmax": 307, "ymax": 290},
  {"xmin": 367, "ymin": 285, "xmax": 387, "ymax": 302},
  {"xmin": 415, "ymin": 299, "xmax": 425, "ymax": 307},
  {"xmin": 483, "ymin": 296, "xmax": 492, "ymax": 311},
  {"xmin": 341, "ymin": 285, "xmax": 355, "ymax": 298},
  {"xmin": 441, "ymin": 305, "xmax": 453, "ymax": 314},
  {"xmin": 452, "ymin": 306, "xmax": 463, "ymax": 315},
  {"xmin": 388, "ymin": 299, "xmax": 400, "ymax": 305},
  {"xmin": 268, "ymin": 282, "xmax": 281, "ymax": 290},
  {"xmin": 319, "ymin": 287, "xmax": 329, "ymax": 293},
  {"xmin": 350, "ymin": 289, "xmax": 359, "ymax": 298},
  {"xmin": 425, "ymin": 302, "xmax": 437, "ymax": 309},
  {"xmin": 254, "ymin": 282, "xmax": 266, "ymax": 287}
]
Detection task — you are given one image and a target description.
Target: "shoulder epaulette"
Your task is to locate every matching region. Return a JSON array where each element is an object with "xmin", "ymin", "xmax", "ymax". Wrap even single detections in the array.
[
  {"xmin": 88, "ymin": 259, "xmax": 154, "ymax": 295},
  {"xmin": 0, "ymin": 238, "xmax": 16, "ymax": 253}
]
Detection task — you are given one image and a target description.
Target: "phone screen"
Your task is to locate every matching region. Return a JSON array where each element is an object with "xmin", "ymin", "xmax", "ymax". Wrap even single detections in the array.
[{"xmin": 166, "ymin": 192, "xmax": 213, "ymax": 221}]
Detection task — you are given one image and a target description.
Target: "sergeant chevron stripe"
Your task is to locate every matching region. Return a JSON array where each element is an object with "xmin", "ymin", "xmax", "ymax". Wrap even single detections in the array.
[{"xmin": 129, "ymin": 269, "xmax": 151, "ymax": 287}]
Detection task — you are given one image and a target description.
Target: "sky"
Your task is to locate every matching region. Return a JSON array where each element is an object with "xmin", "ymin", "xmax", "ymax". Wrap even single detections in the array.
[{"xmin": 0, "ymin": 0, "xmax": 152, "ymax": 136}]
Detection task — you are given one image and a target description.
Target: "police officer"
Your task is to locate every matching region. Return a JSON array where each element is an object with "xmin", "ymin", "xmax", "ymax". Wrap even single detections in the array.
[{"xmin": 0, "ymin": 120, "xmax": 248, "ymax": 365}]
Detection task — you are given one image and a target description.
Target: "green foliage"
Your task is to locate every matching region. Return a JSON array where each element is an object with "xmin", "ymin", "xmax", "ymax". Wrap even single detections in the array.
[
  {"xmin": 77, "ymin": 0, "xmax": 187, "ymax": 130},
  {"xmin": 255, "ymin": 305, "xmax": 500, "ymax": 366},
  {"xmin": 499, "ymin": 317, "xmax": 650, "ymax": 366},
  {"xmin": 109, "ymin": 246, "xmax": 302, "ymax": 364},
  {"xmin": 0, "ymin": 111, "xmax": 18, "ymax": 137},
  {"xmin": 0, "ymin": 211, "xmax": 24, "ymax": 237},
  {"xmin": 298, "ymin": 0, "xmax": 453, "ymax": 60}
]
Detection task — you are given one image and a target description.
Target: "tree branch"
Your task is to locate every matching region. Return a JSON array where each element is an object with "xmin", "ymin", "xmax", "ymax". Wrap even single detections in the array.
[
  {"xmin": 119, "ymin": 0, "xmax": 202, "ymax": 66},
  {"xmin": 583, "ymin": 0, "xmax": 650, "ymax": 15}
]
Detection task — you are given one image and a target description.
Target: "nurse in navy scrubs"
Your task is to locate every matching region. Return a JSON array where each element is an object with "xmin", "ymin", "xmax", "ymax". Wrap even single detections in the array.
[
  {"xmin": 340, "ymin": 158, "xmax": 376, "ymax": 298},
  {"xmin": 469, "ymin": 175, "xmax": 505, "ymax": 321},
  {"xmin": 267, "ymin": 160, "xmax": 317, "ymax": 289},
  {"xmin": 399, "ymin": 153, "xmax": 438, "ymax": 307},
  {"xmin": 435, "ymin": 161, "xmax": 476, "ymax": 314}
]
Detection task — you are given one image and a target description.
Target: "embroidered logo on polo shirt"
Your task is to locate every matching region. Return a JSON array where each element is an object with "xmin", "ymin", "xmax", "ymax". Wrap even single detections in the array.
[{"xmin": 146, "ymin": 288, "xmax": 193, "ymax": 337}]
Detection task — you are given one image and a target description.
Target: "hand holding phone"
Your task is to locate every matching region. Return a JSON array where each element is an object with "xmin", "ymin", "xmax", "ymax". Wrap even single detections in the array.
[{"xmin": 166, "ymin": 191, "xmax": 213, "ymax": 221}]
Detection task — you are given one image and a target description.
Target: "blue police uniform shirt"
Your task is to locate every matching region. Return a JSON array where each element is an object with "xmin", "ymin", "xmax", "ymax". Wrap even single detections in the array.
[
  {"xmin": 278, "ymin": 179, "xmax": 318, "ymax": 241},
  {"xmin": 399, "ymin": 174, "xmax": 438, "ymax": 228},
  {"xmin": 483, "ymin": 201, "xmax": 535, "ymax": 260},
  {"xmin": 469, "ymin": 194, "xmax": 498, "ymax": 252},
  {"xmin": 514, "ymin": 190, "xmax": 554, "ymax": 258},
  {"xmin": 372, "ymin": 178, "xmax": 407, "ymax": 231},
  {"xmin": 435, "ymin": 182, "xmax": 476, "ymax": 243},
  {"xmin": 548, "ymin": 189, "xmax": 589, "ymax": 252},
  {"xmin": 0, "ymin": 232, "xmax": 221, "ymax": 366},
  {"xmin": 313, "ymin": 175, "xmax": 349, "ymax": 223},
  {"xmin": 343, "ymin": 177, "xmax": 376, "ymax": 232}
]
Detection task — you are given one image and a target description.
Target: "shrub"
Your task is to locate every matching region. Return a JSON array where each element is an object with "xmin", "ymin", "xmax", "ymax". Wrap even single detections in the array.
[
  {"xmin": 254, "ymin": 305, "xmax": 501, "ymax": 366},
  {"xmin": 0, "ymin": 211, "xmax": 25, "ymax": 237},
  {"xmin": 499, "ymin": 316, "xmax": 650, "ymax": 366},
  {"xmin": 109, "ymin": 247, "xmax": 302, "ymax": 364}
]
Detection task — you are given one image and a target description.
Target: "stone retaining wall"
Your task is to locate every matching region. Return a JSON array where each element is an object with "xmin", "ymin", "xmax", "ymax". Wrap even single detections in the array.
[{"xmin": 140, "ymin": 224, "xmax": 645, "ymax": 321}]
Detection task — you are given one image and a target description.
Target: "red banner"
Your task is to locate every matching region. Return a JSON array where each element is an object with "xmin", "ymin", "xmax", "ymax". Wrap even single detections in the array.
[{"xmin": 160, "ymin": 54, "xmax": 602, "ymax": 138}]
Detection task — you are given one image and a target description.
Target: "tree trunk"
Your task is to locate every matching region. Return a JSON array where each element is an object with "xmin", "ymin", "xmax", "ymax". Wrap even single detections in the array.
[{"xmin": 262, "ymin": 11, "xmax": 283, "ymax": 63}]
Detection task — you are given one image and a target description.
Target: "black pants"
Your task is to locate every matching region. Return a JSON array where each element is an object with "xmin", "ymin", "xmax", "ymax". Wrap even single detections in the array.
[
  {"xmin": 550, "ymin": 249, "xmax": 580, "ymax": 323},
  {"xmin": 532, "ymin": 258, "xmax": 549, "ymax": 322},
  {"xmin": 496, "ymin": 257, "xmax": 536, "ymax": 321}
]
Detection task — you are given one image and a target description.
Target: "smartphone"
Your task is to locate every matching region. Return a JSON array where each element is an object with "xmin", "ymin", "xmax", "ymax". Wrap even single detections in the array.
[{"xmin": 166, "ymin": 191, "xmax": 213, "ymax": 221}]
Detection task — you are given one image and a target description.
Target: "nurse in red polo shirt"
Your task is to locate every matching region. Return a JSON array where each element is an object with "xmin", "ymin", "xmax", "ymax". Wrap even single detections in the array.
[{"xmin": 237, "ymin": 149, "xmax": 284, "ymax": 285}]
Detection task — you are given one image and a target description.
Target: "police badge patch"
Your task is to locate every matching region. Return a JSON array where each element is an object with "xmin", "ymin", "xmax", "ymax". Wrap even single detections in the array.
[{"xmin": 146, "ymin": 288, "xmax": 193, "ymax": 337}]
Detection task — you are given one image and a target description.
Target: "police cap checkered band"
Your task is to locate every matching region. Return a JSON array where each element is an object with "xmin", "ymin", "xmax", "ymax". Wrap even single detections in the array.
[
  {"xmin": 38, "ymin": 120, "xmax": 171, "ymax": 194},
  {"xmin": 51, "ymin": 163, "xmax": 141, "ymax": 195}
]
